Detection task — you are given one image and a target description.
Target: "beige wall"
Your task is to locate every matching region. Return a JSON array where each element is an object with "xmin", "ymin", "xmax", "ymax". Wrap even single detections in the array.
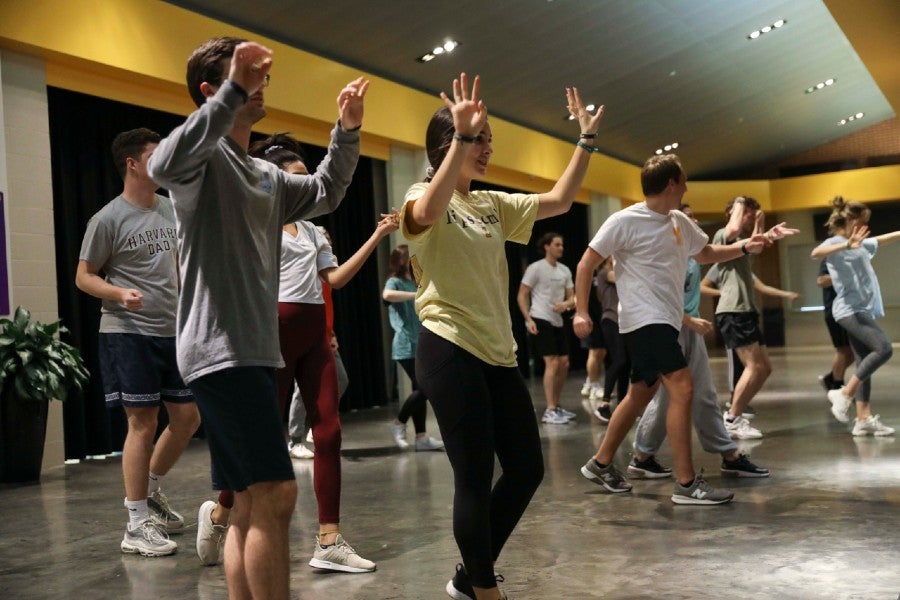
[{"xmin": 0, "ymin": 49, "xmax": 64, "ymax": 473}]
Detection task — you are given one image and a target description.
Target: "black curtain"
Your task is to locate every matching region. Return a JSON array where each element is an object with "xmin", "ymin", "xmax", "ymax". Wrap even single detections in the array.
[
  {"xmin": 471, "ymin": 181, "xmax": 590, "ymax": 375},
  {"xmin": 48, "ymin": 87, "xmax": 386, "ymax": 460}
]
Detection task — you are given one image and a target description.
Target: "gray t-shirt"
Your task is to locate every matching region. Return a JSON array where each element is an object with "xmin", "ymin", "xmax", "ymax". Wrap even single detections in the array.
[
  {"xmin": 596, "ymin": 266, "xmax": 619, "ymax": 324},
  {"xmin": 521, "ymin": 258, "xmax": 572, "ymax": 327},
  {"xmin": 148, "ymin": 80, "xmax": 360, "ymax": 384},
  {"xmin": 79, "ymin": 194, "xmax": 178, "ymax": 337},
  {"xmin": 712, "ymin": 228, "xmax": 756, "ymax": 314}
]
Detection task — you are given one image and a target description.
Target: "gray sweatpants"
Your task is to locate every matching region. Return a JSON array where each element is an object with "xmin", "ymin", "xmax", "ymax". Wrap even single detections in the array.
[
  {"xmin": 836, "ymin": 312, "xmax": 893, "ymax": 403},
  {"xmin": 634, "ymin": 323, "xmax": 737, "ymax": 457},
  {"xmin": 288, "ymin": 349, "xmax": 350, "ymax": 445}
]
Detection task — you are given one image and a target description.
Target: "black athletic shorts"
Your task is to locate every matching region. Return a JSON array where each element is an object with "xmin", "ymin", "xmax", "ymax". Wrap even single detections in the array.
[
  {"xmin": 531, "ymin": 318, "xmax": 569, "ymax": 357},
  {"xmin": 188, "ymin": 366, "xmax": 295, "ymax": 492},
  {"xmin": 622, "ymin": 324, "xmax": 686, "ymax": 386},
  {"xmin": 715, "ymin": 312, "xmax": 764, "ymax": 349},
  {"xmin": 824, "ymin": 312, "xmax": 850, "ymax": 348}
]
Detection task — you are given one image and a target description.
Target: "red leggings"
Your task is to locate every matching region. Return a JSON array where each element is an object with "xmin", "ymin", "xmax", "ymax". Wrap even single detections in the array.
[{"xmin": 276, "ymin": 302, "xmax": 341, "ymax": 524}]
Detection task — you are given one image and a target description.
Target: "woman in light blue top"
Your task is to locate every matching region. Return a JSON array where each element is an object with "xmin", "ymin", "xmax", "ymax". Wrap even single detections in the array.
[
  {"xmin": 812, "ymin": 196, "xmax": 900, "ymax": 436},
  {"xmin": 383, "ymin": 244, "xmax": 443, "ymax": 451}
]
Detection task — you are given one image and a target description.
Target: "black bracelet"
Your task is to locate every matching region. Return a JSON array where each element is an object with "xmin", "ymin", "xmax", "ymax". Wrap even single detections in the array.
[
  {"xmin": 579, "ymin": 133, "xmax": 597, "ymax": 139},
  {"xmin": 453, "ymin": 133, "xmax": 477, "ymax": 144},
  {"xmin": 741, "ymin": 241, "xmax": 750, "ymax": 255},
  {"xmin": 576, "ymin": 140, "xmax": 597, "ymax": 154}
]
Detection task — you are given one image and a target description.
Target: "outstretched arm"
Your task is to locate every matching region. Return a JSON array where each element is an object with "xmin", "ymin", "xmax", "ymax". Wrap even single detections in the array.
[
  {"xmin": 573, "ymin": 248, "xmax": 604, "ymax": 338},
  {"xmin": 383, "ymin": 288, "xmax": 417, "ymax": 303},
  {"xmin": 811, "ymin": 225, "xmax": 869, "ymax": 259},
  {"xmin": 536, "ymin": 88, "xmax": 605, "ymax": 220},
  {"xmin": 874, "ymin": 230, "xmax": 900, "ymax": 247},
  {"xmin": 753, "ymin": 277, "xmax": 799, "ymax": 300},
  {"xmin": 320, "ymin": 212, "xmax": 398, "ymax": 289},
  {"xmin": 694, "ymin": 234, "xmax": 770, "ymax": 264},
  {"xmin": 405, "ymin": 73, "xmax": 487, "ymax": 235},
  {"xmin": 700, "ymin": 278, "xmax": 721, "ymax": 297}
]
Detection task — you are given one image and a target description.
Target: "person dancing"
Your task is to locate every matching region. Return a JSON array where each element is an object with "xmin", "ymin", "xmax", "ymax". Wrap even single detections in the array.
[
  {"xmin": 813, "ymin": 197, "xmax": 899, "ymax": 435},
  {"xmin": 401, "ymin": 73, "xmax": 603, "ymax": 600}
]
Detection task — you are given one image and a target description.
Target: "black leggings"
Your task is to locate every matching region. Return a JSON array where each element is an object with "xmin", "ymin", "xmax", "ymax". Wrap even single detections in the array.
[
  {"xmin": 396, "ymin": 358, "xmax": 427, "ymax": 433},
  {"xmin": 417, "ymin": 329, "xmax": 544, "ymax": 589},
  {"xmin": 601, "ymin": 318, "xmax": 630, "ymax": 402}
]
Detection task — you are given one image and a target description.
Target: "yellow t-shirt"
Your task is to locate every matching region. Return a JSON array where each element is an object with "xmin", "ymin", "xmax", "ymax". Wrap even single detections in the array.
[{"xmin": 401, "ymin": 182, "xmax": 539, "ymax": 367}]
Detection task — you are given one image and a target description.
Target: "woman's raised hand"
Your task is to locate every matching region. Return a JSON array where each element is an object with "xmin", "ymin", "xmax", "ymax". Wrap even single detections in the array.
[
  {"xmin": 440, "ymin": 73, "xmax": 487, "ymax": 137},
  {"xmin": 566, "ymin": 87, "xmax": 604, "ymax": 136},
  {"xmin": 848, "ymin": 224, "xmax": 870, "ymax": 249}
]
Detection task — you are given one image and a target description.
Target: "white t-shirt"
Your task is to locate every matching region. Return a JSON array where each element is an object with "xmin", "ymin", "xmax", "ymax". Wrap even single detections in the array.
[
  {"xmin": 278, "ymin": 221, "xmax": 337, "ymax": 304},
  {"xmin": 588, "ymin": 203, "xmax": 708, "ymax": 333},
  {"xmin": 521, "ymin": 258, "xmax": 573, "ymax": 327}
]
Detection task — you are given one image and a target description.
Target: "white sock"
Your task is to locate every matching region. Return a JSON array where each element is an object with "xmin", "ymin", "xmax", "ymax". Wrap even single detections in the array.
[
  {"xmin": 125, "ymin": 498, "xmax": 150, "ymax": 530},
  {"xmin": 148, "ymin": 472, "xmax": 163, "ymax": 496}
]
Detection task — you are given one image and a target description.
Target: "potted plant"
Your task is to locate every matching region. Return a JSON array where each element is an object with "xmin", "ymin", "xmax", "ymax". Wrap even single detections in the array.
[{"xmin": 0, "ymin": 306, "xmax": 89, "ymax": 483}]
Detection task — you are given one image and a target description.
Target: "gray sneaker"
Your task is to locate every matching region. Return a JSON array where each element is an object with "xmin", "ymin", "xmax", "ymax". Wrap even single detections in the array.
[
  {"xmin": 671, "ymin": 472, "xmax": 734, "ymax": 505},
  {"xmin": 580, "ymin": 458, "xmax": 632, "ymax": 493},
  {"xmin": 148, "ymin": 489, "xmax": 185, "ymax": 532},
  {"xmin": 196, "ymin": 500, "xmax": 228, "ymax": 566},
  {"xmin": 121, "ymin": 519, "xmax": 177, "ymax": 557},
  {"xmin": 308, "ymin": 534, "xmax": 376, "ymax": 573}
]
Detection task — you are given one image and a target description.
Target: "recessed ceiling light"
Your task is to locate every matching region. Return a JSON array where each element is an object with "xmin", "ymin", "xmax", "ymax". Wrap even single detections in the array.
[
  {"xmin": 586, "ymin": 104, "xmax": 595, "ymax": 111},
  {"xmin": 655, "ymin": 141, "xmax": 679, "ymax": 155},
  {"xmin": 416, "ymin": 39, "xmax": 459, "ymax": 63},
  {"xmin": 837, "ymin": 111, "xmax": 864, "ymax": 126},
  {"xmin": 748, "ymin": 18, "xmax": 786, "ymax": 40},
  {"xmin": 655, "ymin": 149, "xmax": 663, "ymax": 155},
  {"xmin": 806, "ymin": 78, "xmax": 836, "ymax": 94}
]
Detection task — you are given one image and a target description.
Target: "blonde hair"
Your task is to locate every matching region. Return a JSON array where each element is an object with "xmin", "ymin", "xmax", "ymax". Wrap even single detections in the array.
[{"xmin": 825, "ymin": 196, "xmax": 870, "ymax": 235}]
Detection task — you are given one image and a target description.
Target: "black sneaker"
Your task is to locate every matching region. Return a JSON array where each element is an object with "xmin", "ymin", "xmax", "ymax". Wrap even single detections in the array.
[
  {"xmin": 445, "ymin": 564, "xmax": 504, "ymax": 600},
  {"xmin": 593, "ymin": 403, "xmax": 612, "ymax": 423},
  {"xmin": 721, "ymin": 454, "xmax": 770, "ymax": 478},
  {"xmin": 818, "ymin": 372, "xmax": 835, "ymax": 392},
  {"xmin": 627, "ymin": 455, "xmax": 673, "ymax": 479}
]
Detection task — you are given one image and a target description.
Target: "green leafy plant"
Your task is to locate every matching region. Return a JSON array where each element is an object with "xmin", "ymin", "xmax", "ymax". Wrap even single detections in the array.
[{"xmin": 0, "ymin": 306, "xmax": 89, "ymax": 403}]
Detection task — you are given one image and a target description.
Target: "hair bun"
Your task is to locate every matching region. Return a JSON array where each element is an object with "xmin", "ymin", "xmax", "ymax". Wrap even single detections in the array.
[{"xmin": 832, "ymin": 195, "xmax": 845, "ymax": 209}]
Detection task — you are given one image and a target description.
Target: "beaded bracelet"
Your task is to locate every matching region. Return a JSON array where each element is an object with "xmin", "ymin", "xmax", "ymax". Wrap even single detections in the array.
[{"xmin": 576, "ymin": 140, "xmax": 598, "ymax": 154}]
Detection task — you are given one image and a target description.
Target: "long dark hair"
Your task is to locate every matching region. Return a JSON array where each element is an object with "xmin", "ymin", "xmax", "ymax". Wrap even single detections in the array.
[
  {"xmin": 423, "ymin": 107, "xmax": 456, "ymax": 182},
  {"xmin": 388, "ymin": 244, "xmax": 411, "ymax": 279}
]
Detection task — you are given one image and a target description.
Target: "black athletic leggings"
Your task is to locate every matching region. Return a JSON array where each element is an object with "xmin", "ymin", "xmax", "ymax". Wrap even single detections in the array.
[
  {"xmin": 396, "ymin": 358, "xmax": 427, "ymax": 433},
  {"xmin": 601, "ymin": 318, "xmax": 630, "ymax": 401},
  {"xmin": 417, "ymin": 329, "xmax": 544, "ymax": 589}
]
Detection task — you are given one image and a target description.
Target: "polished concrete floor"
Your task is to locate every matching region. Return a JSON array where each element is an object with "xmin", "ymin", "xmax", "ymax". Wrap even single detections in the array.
[{"xmin": 1, "ymin": 346, "xmax": 899, "ymax": 600}]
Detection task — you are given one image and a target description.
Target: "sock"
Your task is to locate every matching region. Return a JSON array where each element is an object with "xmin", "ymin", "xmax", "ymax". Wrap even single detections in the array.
[
  {"xmin": 593, "ymin": 459, "xmax": 608, "ymax": 469},
  {"xmin": 148, "ymin": 472, "xmax": 163, "ymax": 496},
  {"xmin": 125, "ymin": 498, "xmax": 150, "ymax": 530},
  {"xmin": 679, "ymin": 479, "xmax": 695, "ymax": 488},
  {"xmin": 725, "ymin": 414, "xmax": 737, "ymax": 423},
  {"xmin": 218, "ymin": 490, "xmax": 235, "ymax": 510}
]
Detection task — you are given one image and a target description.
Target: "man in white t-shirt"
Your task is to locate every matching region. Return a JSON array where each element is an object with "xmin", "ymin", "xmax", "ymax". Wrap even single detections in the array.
[
  {"xmin": 517, "ymin": 232, "xmax": 576, "ymax": 424},
  {"xmin": 572, "ymin": 154, "xmax": 771, "ymax": 505}
]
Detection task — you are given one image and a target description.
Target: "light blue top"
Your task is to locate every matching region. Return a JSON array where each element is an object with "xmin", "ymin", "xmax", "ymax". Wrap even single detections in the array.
[
  {"xmin": 818, "ymin": 236, "xmax": 882, "ymax": 321},
  {"xmin": 683, "ymin": 258, "xmax": 702, "ymax": 317},
  {"xmin": 384, "ymin": 276, "xmax": 420, "ymax": 360}
]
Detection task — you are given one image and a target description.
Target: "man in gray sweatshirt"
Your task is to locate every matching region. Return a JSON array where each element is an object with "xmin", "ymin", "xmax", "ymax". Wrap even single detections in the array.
[{"xmin": 148, "ymin": 37, "xmax": 367, "ymax": 599}]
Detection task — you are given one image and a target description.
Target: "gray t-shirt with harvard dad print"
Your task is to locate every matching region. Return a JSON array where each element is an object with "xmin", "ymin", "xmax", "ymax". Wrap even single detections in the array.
[{"xmin": 79, "ymin": 194, "xmax": 178, "ymax": 337}]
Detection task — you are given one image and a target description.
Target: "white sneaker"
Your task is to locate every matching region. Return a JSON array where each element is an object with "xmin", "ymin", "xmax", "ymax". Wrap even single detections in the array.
[
  {"xmin": 555, "ymin": 406, "xmax": 577, "ymax": 420},
  {"xmin": 589, "ymin": 386, "xmax": 604, "ymax": 403},
  {"xmin": 851, "ymin": 415, "xmax": 895, "ymax": 437},
  {"xmin": 389, "ymin": 421, "xmax": 409, "ymax": 449},
  {"xmin": 121, "ymin": 519, "xmax": 177, "ymax": 557},
  {"xmin": 828, "ymin": 389, "xmax": 853, "ymax": 423},
  {"xmin": 309, "ymin": 534, "xmax": 376, "ymax": 573},
  {"xmin": 148, "ymin": 489, "xmax": 185, "ymax": 532},
  {"xmin": 542, "ymin": 408, "xmax": 571, "ymax": 424},
  {"xmin": 415, "ymin": 436, "xmax": 444, "ymax": 451},
  {"xmin": 289, "ymin": 443, "xmax": 314, "ymax": 459},
  {"xmin": 306, "ymin": 429, "xmax": 314, "ymax": 443},
  {"xmin": 196, "ymin": 501, "xmax": 228, "ymax": 566},
  {"xmin": 724, "ymin": 415, "xmax": 763, "ymax": 440},
  {"xmin": 580, "ymin": 381, "xmax": 592, "ymax": 397}
]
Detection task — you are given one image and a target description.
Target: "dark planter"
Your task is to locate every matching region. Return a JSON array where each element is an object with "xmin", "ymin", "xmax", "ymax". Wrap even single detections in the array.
[{"xmin": 0, "ymin": 391, "xmax": 49, "ymax": 484}]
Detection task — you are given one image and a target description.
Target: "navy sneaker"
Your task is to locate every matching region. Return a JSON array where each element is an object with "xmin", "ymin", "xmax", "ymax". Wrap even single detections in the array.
[
  {"xmin": 721, "ymin": 454, "xmax": 770, "ymax": 478},
  {"xmin": 627, "ymin": 455, "xmax": 673, "ymax": 479}
]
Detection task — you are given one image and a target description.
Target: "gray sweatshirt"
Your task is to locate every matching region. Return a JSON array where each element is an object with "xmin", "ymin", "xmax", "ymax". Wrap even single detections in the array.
[{"xmin": 148, "ymin": 80, "xmax": 359, "ymax": 383}]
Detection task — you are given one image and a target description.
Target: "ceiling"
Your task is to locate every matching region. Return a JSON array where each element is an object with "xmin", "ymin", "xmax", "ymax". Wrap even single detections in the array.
[{"xmin": 165, "ymin": 0, "xmax": 895, "ymax": 179}]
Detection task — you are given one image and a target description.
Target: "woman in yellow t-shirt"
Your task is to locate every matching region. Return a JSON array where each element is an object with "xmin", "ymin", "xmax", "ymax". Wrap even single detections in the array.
[{"xmin": 400, "ymin": 73, "xmax": 604, "ymax": 600}]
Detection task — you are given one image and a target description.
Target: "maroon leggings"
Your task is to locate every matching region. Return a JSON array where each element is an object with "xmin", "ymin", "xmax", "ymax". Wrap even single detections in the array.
[{"xmin": 276, "ymin": 302, "xmax": 341, "ymax": 524}]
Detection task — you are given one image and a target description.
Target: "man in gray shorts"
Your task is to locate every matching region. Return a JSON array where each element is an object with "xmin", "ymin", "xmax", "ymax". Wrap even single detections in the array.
[
  {"xmin": 148, "ymin": 37, "xmax": 366, "ymax": 599},
  {"xmin": 76, "ymin": 128, "xmax": 201, "ymax": 557}
]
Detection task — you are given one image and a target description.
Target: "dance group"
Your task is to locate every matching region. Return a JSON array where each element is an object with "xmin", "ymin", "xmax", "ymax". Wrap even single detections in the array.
[{"xmin": 74, "ymin": 36, "xmax": 898, "ymax": 600}]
